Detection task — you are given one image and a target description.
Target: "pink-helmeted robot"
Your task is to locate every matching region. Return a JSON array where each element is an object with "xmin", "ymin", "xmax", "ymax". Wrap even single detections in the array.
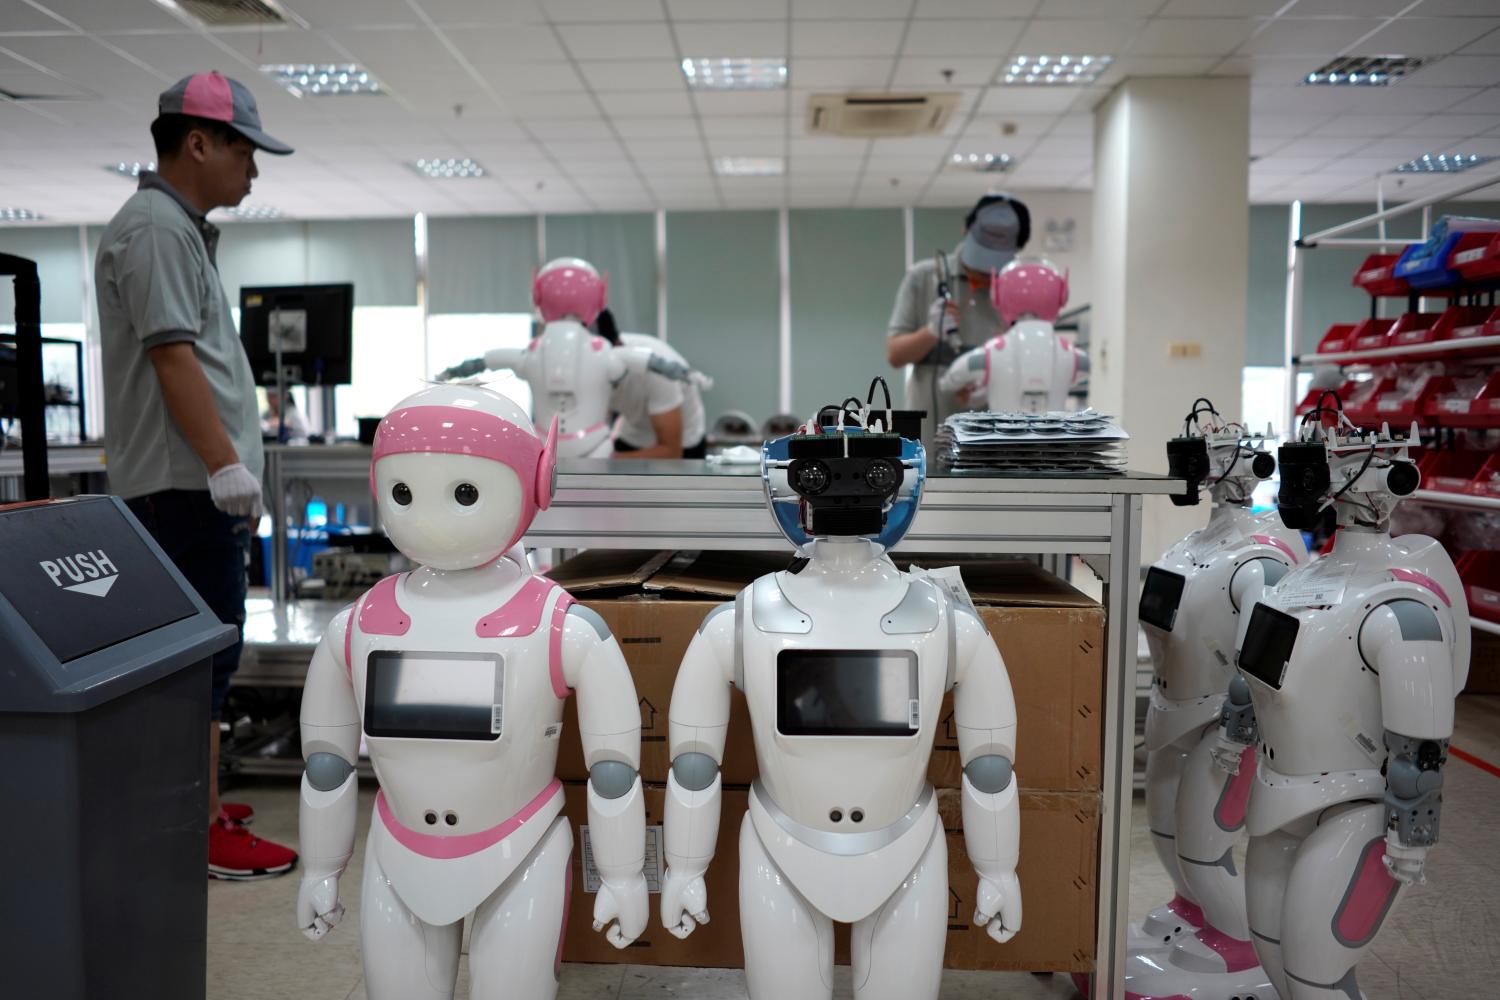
[
  {"xmin": 938, "ymin": 258, "xmax": 1087, "ymax": 413},
  {"xmin": 294, "ymin": 382, "xmax": 649, "ymax": 1000},
  {"xmin": 438, "ymin": 257, "xmax": 711, "ymax": 458}
]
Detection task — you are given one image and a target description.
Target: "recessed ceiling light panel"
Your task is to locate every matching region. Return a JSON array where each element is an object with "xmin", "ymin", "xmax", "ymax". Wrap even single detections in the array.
[
  {"xmin": 1394, "ymin": 152, "xmax": 1496, "ymax": 174},
  {"xmin": 683, "ymin": 57, "xmax": 787, "ymax": 91},
  {"xmin": 262, "ymin": 63, "xmax": 381, "ymax": 97},
  {"xmin": 0, "ymin": 207, "xmax": 44, "ymax": 222},
  {"xmin": 946, "ymin": 152, "xmax": 1015, "ymax": 174},
  {"xmin": 1002, "ymin": 55, "xmax": 1111, "ymax": 86},
  {"xmin": 409, "ymin": 157, "xmax": 487, "ymax": 179},
  {"xmin": 106, "ymin": 161, "xmax": 156, "ymax": 179},
  {"xmin": 713, "ymin": 156, "xmax": 784, "ymax": 176},
  {"xmin": 225, "ymin": 204, "xmax": 283, "ymax": 220},
  {"xmin": 1303, "ymin": 55, "xmax": 1428, "ymax": 86}
]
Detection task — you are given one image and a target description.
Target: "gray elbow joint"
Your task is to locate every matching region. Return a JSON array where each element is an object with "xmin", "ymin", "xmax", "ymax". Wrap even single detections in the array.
[
  {"xmin": 1220, "ymin": 677, "xmax": 1258, "ymax": 745},
  {"xmin": 965, "ymin": 754, "xmax": 1014, "ymax": 794},
  {"xmin": 590, "ymin": 760, "xmax": 639, "ymax": 800},
  {"xmin": 671, "ymin": 752, "xmax": 720, "ymax": 792},
  {"xmin": 1383, "ymin": 732, "xmax": 1447, "ymax": 847},
  {"xmin": 305, "ymin": 752, "xmax": 355, "ymax": 791}
]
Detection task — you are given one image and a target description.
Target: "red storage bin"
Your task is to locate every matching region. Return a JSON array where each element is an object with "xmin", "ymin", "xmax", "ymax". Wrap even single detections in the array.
[
  {"xmin": 1348, "ymin": 316, "xmax": 1396, "ymax": 354},
  {"xmin": 1386, "ymin": 311, "xmax": 1445, "ymax": 350},
  {"xmin": 1314, "ymin": 322, "xmax": 1359, "ymax": 356},
  {"xmin": 1352, "ymin": 253, "xmax": 1408, "ymax": 297},
  {"xmin": 1450, "ymin": 232, "xmax": 1500, "ymax": 283},
  {"xmin": 1466, "ymin": 454, "xmax": 1500, "ymax": 499},
  {"xmin": 1456, "ymin": 551, "xmax": 1500, "ymax": 625},
  {"xmin": 1424, "ymin": 373, "xmax": 1494, "ymax": 427},
  {"xmin": 1432, "ymin": 304, "xmax": 1495, "ymax": 345},
  {"xmin": 1373, "ymin": 373, "xmax": 1451, "ymax": 425},
  {"xmin": 1343, "ymin": 375, "xmax": 1396, "ymax": 426},
  {"xmin": 1295, "ymin": 380, "xmax": 1360, "ymax": 419},
  {"xmin": 1417, "ymin": 449, "xmax": 1488, "ymax": 493}
]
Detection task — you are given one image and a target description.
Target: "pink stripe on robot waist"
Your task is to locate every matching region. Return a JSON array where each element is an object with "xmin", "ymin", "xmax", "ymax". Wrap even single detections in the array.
[
  {"xmin": 1334, "ymin": 836, "xmax": 1399, "ymax": 946},
  {"xmin": 376, "ymin": 779, "xmax": 562, "ymax": 860},
  {"xmin": 1252, "ymin": 534, "xmax": 1299, "ymax": 565}
]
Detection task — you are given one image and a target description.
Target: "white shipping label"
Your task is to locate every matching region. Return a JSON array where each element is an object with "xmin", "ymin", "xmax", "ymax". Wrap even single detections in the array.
[
  {"xmin": 1276, "ymin": 560, "xmax": 1354, "ymax": 609},
  {"xmin": 1340, "ymin": 712, "xmax": 1382, "ymax": 763},
  {"xmin": 1188, "ymin": 515, "xmax": 1238, "ymax": 561},
  {"xmin": 913, "ymin": 565, "xmax": 980, "ymax": 619},
  {"xmin": 543, "ymin": 722, "xmax": 564, "ymax": 741},
  {"xmin": 581, "ymin": 825, "xmax": 664, "ymax": 894},
  {"xmin": 491, "ymin": 705, "xmax": 503, "ymax": 735},
  {"xmin": 909, "ymin": 699, "xmax": 921, "ymax": 730}
]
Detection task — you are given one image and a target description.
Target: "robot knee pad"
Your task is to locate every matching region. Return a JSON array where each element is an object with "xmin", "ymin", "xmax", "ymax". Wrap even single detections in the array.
[
  {"xmin": 590, "ymin": 760, "xmax": 639, "ymax": 800},
  {"xmin": 305, "ymin": 752, "xmax": 355, "ymax": 791},
  {"xmin": 1383, "ymin": 732, "xmax": 1447, "ymax": 847},
  {"xmin": 965, "ymin": 755, "xmax": 1014, "ymax": 794},
  {"xmin": 671, "ymin": 752, "xmax": 720, "ymax": 792}
]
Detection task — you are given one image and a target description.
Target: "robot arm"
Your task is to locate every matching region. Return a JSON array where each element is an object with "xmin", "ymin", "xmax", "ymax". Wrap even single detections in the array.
[
  {"xmin": 1070, "ymin": 348, "xmax": 1090, "ymax": 386},
  {"xmin": 1213, "ymin": 559, "xmax": 1292, "ymax": 771},
  {"xmin": 435, "ymin": 347, "xmax": 528, "ymax": 382},
  {"xmin": 952, "ymin": 607, "xmax": 1023, "ymax": 944},
  {"xmin": 610, "ymin": 346, "xmax": 715, "ymax": 391},
  {"xmin": 296, "ymin": 608, "xmax": 360, "ymax": 941},
  {"xmin": 1359, "ymin": 598, "xmax": 1456, "ymax": 885},
  {"xmin": 562, "ymin": 604, "xmax": 649, "ymax": 948},
  {"xmin": 938, "ymin": 345, "xmax": 989, "ymax": 396},
  {"xmin": 661, "ymin": 602, "xmax": 737, "ymax": 939}
]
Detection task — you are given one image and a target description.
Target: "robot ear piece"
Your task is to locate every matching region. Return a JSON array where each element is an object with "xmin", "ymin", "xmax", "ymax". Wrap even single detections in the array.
[
  {"xmin": 1251, "ymin": 452, "xmax": 1276, "ymax": 480},
  {"xmin": 531, "ymin": 266, "xmax": 542, "ymax": 308},
  {"xmin": 535, "ymin": 415, "xmax": 560, "ymax": 512}
]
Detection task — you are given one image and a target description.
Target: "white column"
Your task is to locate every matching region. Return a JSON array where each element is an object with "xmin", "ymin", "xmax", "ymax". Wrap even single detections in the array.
[{"xmin": 1092, "ymin": 76, "xmax": 1251, "ymax": 562}]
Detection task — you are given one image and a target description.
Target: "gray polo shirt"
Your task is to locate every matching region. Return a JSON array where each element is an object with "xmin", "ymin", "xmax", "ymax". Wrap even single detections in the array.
[
  {"xmin": 95, "ymin": 173, "xmax": 262, "ymax": 500},
  {"xmin": 887, "ymin": 244, "xmax": 1002, "ymax": 451}
]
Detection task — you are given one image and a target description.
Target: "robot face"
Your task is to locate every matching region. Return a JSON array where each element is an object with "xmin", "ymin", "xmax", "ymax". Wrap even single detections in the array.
[
  {"xmin": 375, "ymin": 452, "xmax": 525, "ymax": 570},
  {"xmin": 763, "ymin": 429, "xmax": 926, "ymax": 549}
]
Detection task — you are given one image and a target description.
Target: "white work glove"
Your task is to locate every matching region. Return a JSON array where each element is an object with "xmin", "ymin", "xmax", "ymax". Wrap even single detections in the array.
[
  {"xmin": 593, "ymin": 871, "xmax": 649, "ymax": 948},
  {"xmin": 975, "ymin": 871, "xmax": 1022, "ymax": 944},
  {"xmin": 660, "ymin": 866, "xmax": 711, "ymax": 940},
  {"xmin": 688, "ymin": 370, "xmax": 715, "ymax": 391},
  {"xmin": 1382, "ymin": 831, "xmax": 1428, "ymax": 886},
  {"xmin": 296, "ymin": 874, "xmax": 345, "ymax": 941},
  {"xmin": 208, "ymin": 462, "xmax": 264, "ymax": 519},
  {"xmin": 928, "ymin": 295, "xmax": 959, "ymax": 342}
]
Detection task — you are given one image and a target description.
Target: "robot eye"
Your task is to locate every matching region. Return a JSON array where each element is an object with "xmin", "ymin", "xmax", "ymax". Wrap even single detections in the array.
[
  {"xmin": 454, "ymin": 483, "xmax": 479, "ymax": 506},
  {"xmin": 391, "ymin": 482, "xmax": 412, "ymax": 506}
]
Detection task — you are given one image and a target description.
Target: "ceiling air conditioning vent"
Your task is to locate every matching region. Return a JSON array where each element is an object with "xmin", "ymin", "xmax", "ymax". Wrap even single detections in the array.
[
  {"xmin": 171, "ymin": 0, "xmax": 288, "ymax": 26},
  {"xmin": 806, "ymin": 92, "xmax": 959, "ymax": 138}
]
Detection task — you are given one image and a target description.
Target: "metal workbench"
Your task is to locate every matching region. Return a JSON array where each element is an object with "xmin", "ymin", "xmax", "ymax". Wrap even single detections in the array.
[{"xmin": 246, "ymin": 454, "xmax": 1180, "ymax": 998}]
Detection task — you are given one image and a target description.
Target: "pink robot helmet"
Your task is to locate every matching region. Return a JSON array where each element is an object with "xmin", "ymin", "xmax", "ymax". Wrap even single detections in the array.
[
  {"xmin": 371, "ymin": 383, "xmax": 559, "ymax": 553},
  {"xmin": 532, "ymin": 256, "xmax": 608, "ymax": 326},
  {"xmin": 990, "ymin": 258, "xmax": 1069, "ymax": 326}
]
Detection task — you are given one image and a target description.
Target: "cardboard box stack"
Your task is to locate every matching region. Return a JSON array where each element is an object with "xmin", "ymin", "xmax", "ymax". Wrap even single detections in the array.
[{"xmin": 547, "ymin": 550, "xmax": 1104, "ymax": 974}]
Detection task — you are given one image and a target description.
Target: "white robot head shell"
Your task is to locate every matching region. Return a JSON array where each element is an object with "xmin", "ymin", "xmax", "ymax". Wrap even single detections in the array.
[
  {"xmin": 533, "ymin": 257, "xmax": 608, "ymax": 326},
  {"xmin": 990, "ymin": 257, "xmax": 1069, "ymax": 326},
  {"xmin": 1277, "ymin": 392, "xmax": 1420, "ymax": 531},
  {"xmin": 1166, "ymin": 398, "xmax": 1276, "ymax": 507},
  {"xmin": 371, "ymin": 383, "xmax": 559, "ymax": 569}
]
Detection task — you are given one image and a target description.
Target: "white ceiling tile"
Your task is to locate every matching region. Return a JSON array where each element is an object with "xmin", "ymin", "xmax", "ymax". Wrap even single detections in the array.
[
  {"xmin": 1273, "ymin": 135, "xmax": 1381, "ymax": 158},
  {"xmin": 1028, "ymin": 136, "xmax": 1093, "ymax": 156},
  {"xmin": 416, "ymin": 0, "xmax": 545, "ymax": 24},
  {"xmin": 1289, "ymin": 0, "xmax": 1415, "ymax": 13},
  {"xmin": 901, "ymin": 20, "xmax": 1026, "ymax": 57},
  {"xmin": 891, "ymin": 56, "xmax": 1002, "ymax": 89},
  {"xmin": 1351, "ymin": 135, "xmax": 1462, "ymax": 158},
  {"xmin": 1127, "ymin": 18, "xmax": 1257, "ymax": 57},
  {"xmin": 1460, "ymin": 29, "xmax": 1500, "ymax": 54},
  {"xmin": 792, "ymin": 20, "xmax": 906, "ymax": 58},
  {"xmin": 541, "ymin": 138, "xmax": 625, "ymax": 158},
  {"xmin": 1404, "ymin": 55, "xmax": 1500, "ymax": 88},
  {"xmin": 1095, "ymin": 56, "xmax": 1219, "ymax": 84},
  {"xmin": 665, "ymin": 0, "xmax": 789, "ymax": 20},
  {"xmin": 1443, "ymin": 86, "xmax": 1500, "ymax": 112},
  {"xmin": 524, "ymin": 116, "xmax": 613, "ymax": 139},
  {"xmin": 1401, "ymin": 113, "xmax": 1500, "ymax": 136},
  {"xmin": 624, "ymin": 138, "xmax": 705, "ymax": 158},
  {"xmin": 510, "ymin": 93, "xmax": 599, "ymax": 116},
  {"xmin": 1310, "ymin": 113, "xmax": 1423, "ymax": 137},
  {"xmin": 1016, "ymin": 18, "xmax": 1144, "ymax": 54},
  {"xmin": 597, "ymin": 90, "xmax": 694, "ymax": 116},
  {"xmin": 440, "ymin": 25, "xmax": 569, "ymax": 63},
  {"xmin": 577, "ymin": 59, "xmax": 685, "ymax": 91},
  {"xmin": 1158, "ymin": 0, "xmax": 1283, "ymax": 13},
  {"xmin": 294, "ymin": 0, "xmax": 425, "ymax": 29},
  {"xmin": 1236, "ymin": 18, "xmax": 1386, "ymax": 57},
  {"xmin": 913, "ymin": 0, "xmax": 1038, "ymax": 15},
  {"xmin": 789, "ymin": 156, "xmax": 867, "ymax": 175},
  {"xmin": 700, "ymin": 115, "xmax": 784, "ymax": 137},
  {"xmin": 980, "ymin": 87, "xmax": 1082, "ymax": 114},
  {"xmin": 21, "ymin": 0, "xmax": 185, "ymax": 32},
  {"xmin": 1250, "ymin": 112, "xmax": 1336, "ymax": 137},
  {"xmin": 480, "ymin": 62, "xmax": 586, "ymax": 95},
  {"xmin": 1251, "ymin": 155, "xmax": 1335, "ymax": 175},
  {"xmin": 788, "ymin": 57, "xmax": 893, "ymax": 89},
  {"xmin": 556, "ymin": 22, "xmax": 675, "ymax": 59},
  {"xmin": 541, "ymin": 0, "xmax": 664, "ymax": 22},
  {"xmin": 691, "ymin": 90, "xmax": 787, "ymax": 115},
  {"xmin": 613, "ymin": 116, "xmax": 702, "ymax": 137},
  {"xmin": 789, "ymin": 135, "xmax": 868, "ymax": 155},
  {"xmin": 1362, "ymin": 18, "xmax": 1500, "ymax": 56},
  {"xmin": 794, "ymin": 0, "xmax": 912, "ymax": 18},
  {"xmin": 205, "ymin": 27, "xmax": 349, "ymax": 65},
  {"xmin": 707, "ymin": 136, "xmax": 787, "ymax": 156},
  {"xmin": 1439, "ymin": 136, "xmax": 1500, "ymax": 155},
  {"xmin": 633, "ymin": 158, "xmax": 712, "ymax": 178},
  {"xmin": 673, "ymin": 21, "xmax": 788, "ymax": 55}
]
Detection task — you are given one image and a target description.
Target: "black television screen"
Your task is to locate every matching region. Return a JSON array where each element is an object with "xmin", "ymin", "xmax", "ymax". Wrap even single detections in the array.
[{"xmin": 239, "ymin": 283, "xmax": 354, "ymax": 386}]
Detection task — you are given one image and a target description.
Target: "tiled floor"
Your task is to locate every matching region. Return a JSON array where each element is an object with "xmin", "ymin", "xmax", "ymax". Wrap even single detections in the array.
[{"xmin": 209, "ymin": 696, "xmax": 1500, "ymax": 999}]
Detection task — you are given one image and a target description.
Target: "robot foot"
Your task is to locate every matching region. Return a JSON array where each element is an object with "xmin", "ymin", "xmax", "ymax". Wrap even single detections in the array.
[
  {"xmin": 1119, "ymin": 929, "xmax": 1279, "ymax": 1000},
  {"xmin": 1127, "ymin": 895, "xmax": 1205, "ymax": 953}
]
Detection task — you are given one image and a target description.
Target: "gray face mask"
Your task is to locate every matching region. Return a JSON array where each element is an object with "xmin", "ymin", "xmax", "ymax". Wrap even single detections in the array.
[{"xmin": 960, "ymin": 202, "xmax": 1021, "ymax": 273}]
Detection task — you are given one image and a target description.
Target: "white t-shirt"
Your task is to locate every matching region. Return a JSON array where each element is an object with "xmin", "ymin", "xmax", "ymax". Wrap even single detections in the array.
[{"xmin": 613, "ymin": 333, "xmax": 706, "ymax": 448}]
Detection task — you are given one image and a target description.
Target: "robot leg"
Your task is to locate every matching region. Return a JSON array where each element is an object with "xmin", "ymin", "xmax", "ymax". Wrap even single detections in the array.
[
  {"xmin": 739, "ymin": 813, "xmax": 835, "ymax": 1000},
  {"xmin": 469, "ymin": 815, "xmax": 574, "ymax": 1000},
  {"xmin": 850, "ymin": 823, "xmax": 948, "ymax": 1000},
  {"xmin": 359, "ymin": 831, "xmax": 463, "ymax": 1000},
  {"xmin": 1244, "ymin": 823, "xmax": 1307, "ymax": 1000},
  {"xmin": 1279, "ymin": 803, "xmax": 1405, "ymax": 1000},
  {"xmin": 1135, "ymin": 740, "xmax": 1204, "ymax": 947}
]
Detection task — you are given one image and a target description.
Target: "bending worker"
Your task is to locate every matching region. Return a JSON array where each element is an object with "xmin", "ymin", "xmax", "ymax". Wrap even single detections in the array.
[{"xmin": 596, "ymin": 309, "xmax": 707, "ymax": 460}]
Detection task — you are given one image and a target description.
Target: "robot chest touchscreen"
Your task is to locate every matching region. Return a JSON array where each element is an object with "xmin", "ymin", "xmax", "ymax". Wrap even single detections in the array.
[
  {"xmin": 1238, "ymin": 604, "xmax": 1300, "ymax": 691},
  {"xmin": 774, "ymin": 648, "xmax": 922, "ymax": 737},
  {"xmin": 363, "ymin": 650, "xmax": 506, "ymax": 741}
]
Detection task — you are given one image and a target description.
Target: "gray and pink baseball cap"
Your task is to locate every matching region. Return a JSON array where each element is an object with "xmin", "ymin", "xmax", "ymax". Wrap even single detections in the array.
[{"xmin": 158, "ymin": 71, "xmax": 293, "ymax": 155}]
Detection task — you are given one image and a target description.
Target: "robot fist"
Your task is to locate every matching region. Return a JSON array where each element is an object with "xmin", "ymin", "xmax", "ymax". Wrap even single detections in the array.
[
  {"xmin": 296, "ymin": 875, "xmax": 345, "ymax": 941},
  {"xmin": 974, "ymin": 872, "xmax": 1022, "ymax": 944},
  {"xmin": 689, "ymin": 370, "xmax": 715, "ymax": 391},
  {"xmin": 660, "ymin": 867, "xmax": 711, "ymax": 940},
  {"xmin": 593, "ymin": 872, "xmax": 649, "ymax": 949},
  {"xmin": 1382, "ymin": 832, "xmax": 1428, "ymax": 886},
  {"xmin": 1210, "ymin": 731, "xmax": 1249, "ymax": 775}
]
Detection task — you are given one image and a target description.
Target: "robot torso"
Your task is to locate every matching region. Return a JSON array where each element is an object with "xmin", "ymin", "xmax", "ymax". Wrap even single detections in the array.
[
  {"xmin": 984, "ymin": 319, "xmax": 1079, "ymax": 413},
  {"xmin": 524, "ymin": 320, "xmax": 615, "ymax": 457}
]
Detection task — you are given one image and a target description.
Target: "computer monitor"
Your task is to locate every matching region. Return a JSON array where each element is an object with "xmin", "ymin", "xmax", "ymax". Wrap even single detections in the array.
[{"xmin": 239, "ymin": 283, "xmax": 354, "ymax": 386}]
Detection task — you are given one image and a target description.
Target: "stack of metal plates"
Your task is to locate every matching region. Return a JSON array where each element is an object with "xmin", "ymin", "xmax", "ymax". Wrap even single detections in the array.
[{"xmin": 936, "ymin": 409, "xmax": 1129, "ymax": 474}]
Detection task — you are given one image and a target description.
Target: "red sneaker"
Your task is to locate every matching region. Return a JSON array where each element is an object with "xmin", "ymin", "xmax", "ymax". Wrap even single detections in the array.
[
  {"xmin": 221, "ymin": 803, "xmax": 254, "ymax": 825},
  {"xmin": 208, "ymin": 815, "xmax": 297, "ymax": 880}
]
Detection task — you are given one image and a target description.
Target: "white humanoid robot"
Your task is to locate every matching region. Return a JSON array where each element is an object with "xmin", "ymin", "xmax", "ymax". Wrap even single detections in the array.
[
  {"xmin": 659, "ymin": 380, "xmax": 1022, "ymax": 1000},
  {"xmin": 1215, "ymin": 400, "xmax": 1469, "ymax": 1000},
  {"xmin": 1106, "ymin": 401, "xmax": 1307, "ymax": 1000},
  {"xmin": 295, "ymin": 382, "xmax": 649, "ymax": 1000},
  {"xmin": 437, "ymin": 257, "xmax": 710, "ymax": 458},
  {"xmin": 938, "ymin": 258, "xmax": 1087, "ymax": 413}
]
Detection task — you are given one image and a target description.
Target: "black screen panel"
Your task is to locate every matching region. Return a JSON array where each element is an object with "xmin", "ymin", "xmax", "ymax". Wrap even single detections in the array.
[
  {"xmin": 364, "ymin": 650, "xmax": 504, "ymax": 741},
  {"xmin": 776, "ymin": 649, "xmax": 919, "ymax": 737},
  {"xmin": 1239, "ymin": 604, "xmax": 1300, "ymax": 690},
  {"xmin": 1139, "ymin": 567, "xmax": 1187, "ymax": 632}
]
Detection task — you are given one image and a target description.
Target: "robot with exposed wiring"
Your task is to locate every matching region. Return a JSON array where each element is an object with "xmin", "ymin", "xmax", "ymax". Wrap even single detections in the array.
[
  {"xmin": 658, "ymin": 379, "xmax": 1022, "ymax": 1000},
  {"xmin": 1108, "ymin": 401, "xmax": 1307, "ymax": 1000},
  {"xmin": 294, "ymin": 382, "xmax": 649, "ymax": 1000},
  {"xmin": 436, "ymin": 257, "xmax": 711, "ymax": 457},
  {"xmin": 1215, "ymin": 399, "xmax": 1469, "ymax": 1000},
  {"xmin": 938, "ymin": 258, "xmax": 1087, "ymax": 413}
]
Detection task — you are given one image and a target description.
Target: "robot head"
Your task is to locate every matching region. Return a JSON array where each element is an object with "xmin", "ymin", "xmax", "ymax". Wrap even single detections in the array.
[
  {"xmin": 1166, "ymin": 398, "xmax": 1276, "ymax": 507},
  {"xmin": 533, "ymin": 257, "xmax": 608, "ymax": 326},
  {"xmin": 990, "ymin": 258, "xmax": 1068, "ymax": 326},
  {"xmin": 762, "ymin": 377, "xmax": 926, "ymax": 551},
  {"xmin": 1277, "ymin": 393, "xmax": 1420, "ymax": 531},
  {"xmin": 370, "ymin": 383, "xmax": 559, "ymax": 569}
]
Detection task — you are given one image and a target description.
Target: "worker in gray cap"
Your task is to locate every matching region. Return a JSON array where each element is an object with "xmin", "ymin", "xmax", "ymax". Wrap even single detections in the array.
[
  {"xmin": 94, "ymin": 71, "xmax": 297, "ymax": 881},
  {"xmin": 885, "ymin": 193, "xmax": 1031, "ymax": 451}
]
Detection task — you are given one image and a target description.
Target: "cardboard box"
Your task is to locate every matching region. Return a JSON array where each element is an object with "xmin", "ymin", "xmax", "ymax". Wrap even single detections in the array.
[
  {"xmin": 560, "ymin": 782, "xmax": 1099, "ymax": 973},
  {"xmin": 551, "ymin": 552, "xmax": 1103, "ymax": 792}
]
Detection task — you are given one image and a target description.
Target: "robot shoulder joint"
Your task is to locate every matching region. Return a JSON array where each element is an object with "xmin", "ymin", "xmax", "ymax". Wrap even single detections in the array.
[{"xmin": 566, "ymin": 602, "xmax": 612, "ymax": 641}]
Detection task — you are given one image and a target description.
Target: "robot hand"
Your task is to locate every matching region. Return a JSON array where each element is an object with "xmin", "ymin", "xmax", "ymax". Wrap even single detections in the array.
[
  {"xmin": 436, "ymin": 357, "xmax": 486, "ymax": 382},
  {"xmin": 688, "ymin": 369, "xmax": 715, "ymax": 391},
  {"xmin": 1382, "ymin": 831, "xmax": 1429, "ymax": 886},
  {"xmin": 295, "ymin": 874, "xmax": 345, "ymax": 941},
  {"xmin": 593, "ymin": 871, "xmax": 649, "ymax": 948},
  {"xmin": 974, "ymin": 871, "xmax": 1023, "ymax": 944},
  {"xmin": 1210, "ymin": 729, "xmax": 1248, "ymax": 775},
  {"xmin": 659, "ymin": 866, "xmax": 711, "ymax": 940}
]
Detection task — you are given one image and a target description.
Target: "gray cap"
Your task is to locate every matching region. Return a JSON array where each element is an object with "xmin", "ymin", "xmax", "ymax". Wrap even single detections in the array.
[
  {"xmin": 158, "ymin": 71, "xmax": 293, "ymax": 155},
  {"xmin": 959, "ymin": 199, "xmax": 1023, "ymax": 273}
]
